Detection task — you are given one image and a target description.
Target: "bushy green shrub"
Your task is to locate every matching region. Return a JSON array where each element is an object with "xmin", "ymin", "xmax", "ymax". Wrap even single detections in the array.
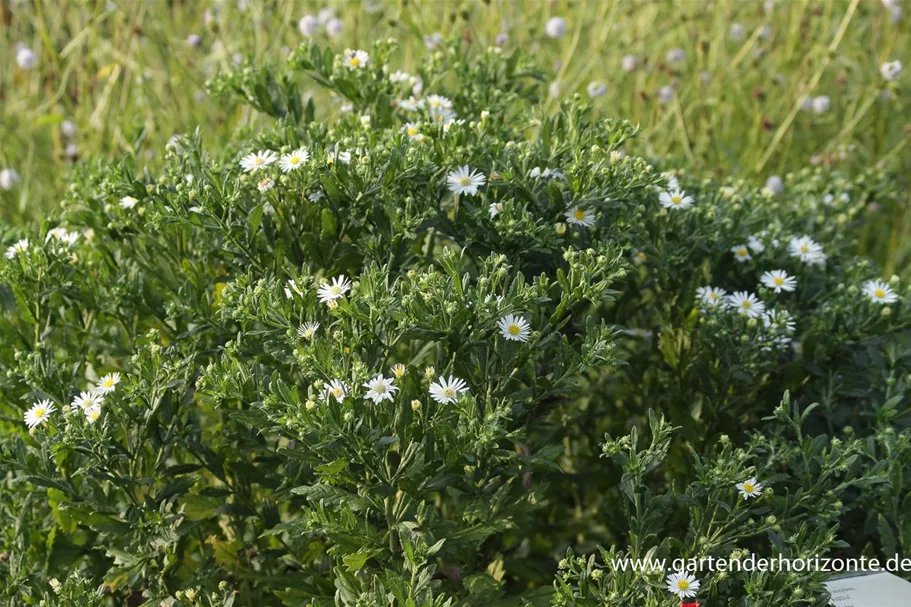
[{"xmin": 1, "ymin": 40, "xmax": 909, "ymax": 606}]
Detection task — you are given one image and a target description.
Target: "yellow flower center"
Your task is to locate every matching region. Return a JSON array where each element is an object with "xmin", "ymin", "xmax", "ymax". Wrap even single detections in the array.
[
  {"xmin": 508, "ymin": 324, "xmax": 521, "ymax": 335},
  {"xmin": 774, "ymin": 277, "xmax": 784, "ymax": 285},
  {"xmin": 375, "ymin": 383, "xmax": 386, "ymax": 393},
  {"xmin": 255, "ymin": 157, "xmax": 264, "ymax": 165},
  {"xmin": 743, "ymin": 483, "xmax": 754, "ymax": 493},
  {"xmin": 35, "ymin": 408, "xmax": 46, "ymax": 417},
  {"xmin": 671, "ymin": 195, "xmax": 682, "ymax": 204},
  {"xmin": 407, "ymin": 127, "xmax": 419, "ymax": 136},
  {"xmin": 458, "ymin": 176, "xmax": 472, "ymax": 186},
  {"xmin": 104, "ymin": 378, "xmax": 114, "ymax": 388},
  {"xmin": 89, "ymin": 410, "xmax": 100, "ymax": 420},
  {"xmin": 443, "ymin": 388, "xmax": 455, "ymax": 398},
  {"xmin": 742, "ymin": 301, "xmax": 752, "ymax": 309},
  {"xmin": 290, "ymin": 156, "xmax": 300, "ymax": 164},
  {"xmin": 800, "ymin": 245, "xmax": 809, "ymax": 253},
  {"xmin": 737, "ymin": 249, "xmax": 747, "ymax": 256},
  {"xmin": 574, "ymin": 210, "xmax": 586, "ymax": 220},
  {"xmin": 677, "ymin": 580, "xmax": 690, "ymax": 590},
  {"xmin": 875, "ymin": 289, "xmax": 885, "ymax": 298},
  {"xmin": 332, "ymin": 388, "xmax": 343, "ymax": 399},
  {"xmin": 350, "ymin": 57, "xmax": 360, "ymax": 67}
]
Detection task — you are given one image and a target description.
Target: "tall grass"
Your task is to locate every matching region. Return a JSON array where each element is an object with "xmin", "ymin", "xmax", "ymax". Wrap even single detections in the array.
[{"xmin": 1, "ymin": 0, "xmax": 908, "ymax": 263}]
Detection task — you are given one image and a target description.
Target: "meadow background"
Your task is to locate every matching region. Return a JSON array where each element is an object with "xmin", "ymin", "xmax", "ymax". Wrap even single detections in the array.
[{"xmin": 1, "ymin": 0, "xmax": 909, "ymax": 271}]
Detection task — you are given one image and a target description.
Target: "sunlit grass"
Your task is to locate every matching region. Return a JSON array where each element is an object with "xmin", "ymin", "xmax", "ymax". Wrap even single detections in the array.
[{"xmin": 1, "ymin": 0, "xmax": 908, "ymax": 265}]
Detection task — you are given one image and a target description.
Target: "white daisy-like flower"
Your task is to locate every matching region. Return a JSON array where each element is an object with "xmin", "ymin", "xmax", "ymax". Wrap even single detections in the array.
[
  {"xmin": 257, "ymin": 178, "xmax": 274, "ymax": 192},
  {"xmin": 760, "ymin": 270, "xmax": 797, "ymax": 293},
  {"xmin": 398, "ymin": 96, "xmax": 422, "ymax": 111},
  {"xmin": 430, "ymin": 107, "xmax": 459, "ymax": 126},
  {"xmin": 298, "ymin": 321, "xmax": 320, "ymax": 339},
  {"xmin": 328, "ymin": 149, "xmax": 352, "ymax": 165},
  {"xmin": 747, "ymin": 235, "xmax": 766, "ymax": 253},
  {"xmin": 863, "ymin": 279, "xmax": 899, "ymax": 304},
  {"xmin": 280, "ymin": 148, "xmax": 309, "ymax": 172},
  {"xmin": 5, "ymin": 238, "xmax": 30, "ymax": 259},
  {"xmin": 429, "ymin": 375, "xmax": 469, "ymax": 404},
  {"xmin": 621, "ymin": 54, "xmax": 638, "ymax": 73},
  {"xmin": 488, "ymin": 202, "xmax": 504, "ymax": 218},
  {"xmin": 71, "ymin": 390, "xmax": 104, "ymax": 412},
  {"xmin": 696, "ymin": 286, "xmax": 727, "ymax": 307},
  {"xmin": 762, "ymin": 309, "xmax": 796, "ymax": 336},
  {"xmin": 240, "ymin": 150, "xmax": 278, "ymax": 172},
  {"xmin": 659, "ymin": 189, "xmax": 694, "ymax": 210},
  {"xmin": 447, "ymin": 166, "xmax": 486, "ymax": 196},
  {"xmin": 24, "ymin": 400, "xmax": 56, "ymax": 429},
  {"xmin": 343, "ymin": 49, "xmax": 370, "ymax": 70},
  {"xmin": 731, "ymin": 244, "xmax": 752, "ymax": 263},
  {"xmin": 881, "ymin": 60, "xmax": 903, "ymax": 81},
  {"xmin": 317, "ymin": 275, "xmax": 352, "ymax": 303},
  {"xmin": 326, "ymin": 17, "xmax": 343, "ymax": 38},
  {"xmin": 285, "ymin": 279, "xmax": 305, "ymax": 299},
  {"xmin": 16, "ymin": 47, "xmax": 37, "ymax": 70},
  {"xmin": 811, "ymin": 95, "xmax": 831, "ymax": 113},
  {"xmin": 363, "ymin": 374, "xmax": 399, "ymax": 404},
  {"xmin": 788, "ymin": 236, "xmax": 826, "ymax": 266},
  {"xmin": 391, "ymin": 363, "xmax": 407, "ymax": 379},
  {"xmin": 727, "ymin": 291, "xmax": 766, "ymax": 318},
  {"xmin": 497, "ymin": 314, "xmax": 531, "ymax": 342},
  {"xmin": 84, "ymin": 405, "xmax": 102, "ymax": 424},
  {"xmin": 425, "ymin": 95, "xmax": 453, "ymax": 111},
  {"xmin": 736, "ymin": 477, "xmax": 764, "ymax": 499},
  {"xmin": 96, "ymin": 372, "xmax": 121, "ymax": 394},
  {"xmin": 389, "ymin": 70, "xmax": 411, "ymax": 83},
  {"xmin": 764, "ymin": 175, "xmax": 784, "ymax": 195},
  {"xmin": 565, "ymin": 206, "xmax": 596, "ymax": 227},
  {"xmin": 0, "ymin": 168, "xmax": 21, "ymax": 191},
  {"xmin": 299, "ymin": 14, "xmax": 318, "ymax": 36},
  {"xmin": 402, "ymin": 122, "xmax": 424, "ymax": 142},
  {"xmin": 529, "ymin": 167, "xmax": 565, "ymax": 180},
  {"xmin": 119, "ymin": 196, "xmax": 139, "ymax": 209},
  {"xmin": 320, "ymin": 379, "xmax": 349, "ymax": 403},
  {"xmin": 46, "ymin": 228, "xmax": 80, "ymax": 246},
  {"xmin": 665, "ymin": 571, "xmax": 700, "ymax": 599}
]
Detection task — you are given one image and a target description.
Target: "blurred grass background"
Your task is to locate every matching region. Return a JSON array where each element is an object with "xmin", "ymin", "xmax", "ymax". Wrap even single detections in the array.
[{"xmin": 1, "ymin": 0, "xmax": 909, "ymax": 264}]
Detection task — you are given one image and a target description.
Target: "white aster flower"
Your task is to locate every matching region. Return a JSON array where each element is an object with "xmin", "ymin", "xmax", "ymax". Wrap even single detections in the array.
[
  {"xmin": 621, "ymin": 54, "xmax": 638, "ymax": 73},
  {"xmin": 447, "ymin": 166, "xmax": 486, "ymax": 196},
  {"xmin": 326, "ymin": 17, "xmax": 344, "ymax": 38},
  {"xmin": 389, "ymin": 70, "xmax": 411, "ymax": 83},
  {"xmin": 665, "ymin": 571, "xmax": 700, "ymax": 598},
  {"xmin": 696, "ymin": 286, "xmax": 727, "ymax": 307},
  {"xmin": 16, "ymin": 47, "xmax": 37, "ymax": 70},
  {"xmin": 760, "ymin": 270, "xmax": 797, "ymax": 293},
  {"xmin": 119, "ymin": 196, "xmax": 139, "ymax": 209},
  {"xmin": 764, "ymin": 175, "xmax": 784, "ymax": 195},
  {"xmin": 257, "ymin": 178, "xmax": 274, "ymax": 192},
  {"xmin": 343, "ymin": 49, "xmax": 370, "ymax": 70},
  {"xmin": 398, "ymin": 96, "xmax": 422, "ymax": 111},
  {"xmin": 762, "ymin": 309, "xmax": 796, "ymax": 337},
  {"xmin": 320, "ymin": 379, "xmax": 349, "ymax": 403},
  {"xmin": 659, "ymin": 189, "xmax": 694, "ymax": 210},
  {"xmin": 863, "ymin": 279, "xmax": 898, "ymax": 304},
  {"xmin": 731, "ymin": 244, "xmax": 752, "ymax": 262},
  {"xmin": 46, "ymin": 228, "xmax": 80, "ymax": 246},
  {"xmin": 280, "ymin": 148, "xmax": 309, "ymax": 172},
  {"xmin": 402, "ymin": 122, "xmax": 424, "ymax": 142},
  {"xmin": 240, "ymin": 150, "xmax": 278, "ymax": 172},
  {"xmin": 5, "ymin": 238, "xmax": 29, "ymax": 259},
  {"xmin": 328, "ymin": 149, "xmax": 351, "ymax": 165},
  {"xmin": 298, "ymin": 321, "xmax": 320, "ymax": 339},
  {"xmin": 317, "ymin": 275, "xmax": 352, "ymax": 303},
  {"xmin": 363, "ymin": 374, "xmax": 399, "ymax": 404},
  {"xmin": 736, "ymin": 477, "xmax": 764, "ymax": 499},
  {"xmin": 497, "ymin": 314, "xmax": 531, "ymax": 342},
  {"xmin": 565, "ymin": 206, "xmax": 596, "ymax": 227},
  {"xmin": 96, "ymin": 372, "xmax": 122, "ymax": 394},
  {"xmin": 391, "ymin": 363, "xmax": 407, "ymax": 379},
  {"xmin": 84, "ymin": 405, "xmax": 102, "ymax": 424},
  {"xmin": 747, "ymin": 235, "xmax": 766, "ymax": 253},
  {"xmin": 24, "ymin": 400, "xmax": 56, "ymax": 429},
  {"xmin": 71, "ymin": 390, "xmax": 104, "ymax": 412},
  {"xmin": 788, "ymin": 236, "xmax": 826, "ymax": 266},
  {"xmin": 727, "ymin": 291, "xmax": 766, "ymax": 318},
  {"xmin": 429, "ymin": 375, "xmax": 469, "ymax": 404}
]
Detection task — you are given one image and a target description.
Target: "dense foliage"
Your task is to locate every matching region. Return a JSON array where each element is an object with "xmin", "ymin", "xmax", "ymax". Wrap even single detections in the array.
[{"xmin": 1, "ymin": 40, "xmax": 909, "ymax": 606}]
